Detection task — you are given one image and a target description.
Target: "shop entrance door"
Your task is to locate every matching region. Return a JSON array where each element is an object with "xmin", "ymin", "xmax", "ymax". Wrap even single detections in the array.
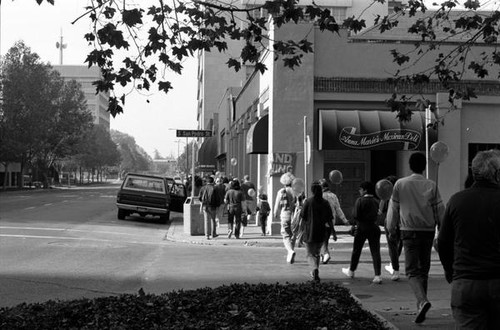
[{"xmin": 324, "ymin": 162, "xmax": 365, "ymax": 223}]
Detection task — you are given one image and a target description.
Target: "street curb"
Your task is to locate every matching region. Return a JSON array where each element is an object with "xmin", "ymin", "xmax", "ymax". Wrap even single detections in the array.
[{"xmin": 350, "ymin": 293, "xmax": 398, "ymax": 330}]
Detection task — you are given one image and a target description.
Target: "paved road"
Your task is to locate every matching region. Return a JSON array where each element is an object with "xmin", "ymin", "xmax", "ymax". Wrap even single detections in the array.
[{"xmin": 0, "ymin": 186, "xmax": 455, "ymax": 329}]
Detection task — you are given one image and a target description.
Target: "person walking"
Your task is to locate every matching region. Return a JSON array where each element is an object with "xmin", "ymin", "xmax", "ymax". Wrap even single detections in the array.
[
  {"xmin": 256, "ymin": 193, "xmax": 271, "ymax": 236},
  {"xmin": 274, "ymin": 172, "xmax": 297, "ymax": 264},
  {"xmin": 438, "ymin": 149, "xmax": 500, "ymax": 329},
  {"xmin": 386, "ymin": 152, "xmax": 445, "ymax": 324},
  {"xmin": 319, "ymin": 179, "xmax": 349, "ymax": 264},
  {"xmin": 213, "ymin": 177, "xmax": 227, "ymax": 228},
  {"xmin": 199, "ymin": 176, "xmax": 220, "ymax": 239},
  {"xmin": 380, "ymin": 175, "xmax": 403, "ymax": 281},
  {"xmin": 300, "ymin": 181, "xmax": 335, "ymax": 282},
  {"xmin": 342, "ymin": 181, "xmax": 382, "ymax": 284},
  {"xmin": 224, "ymin": 179, "xmax": 243, "ymax": 239},
  {"xmin": 240, "ymin": 175, "xmax": 257, "ymax": 237}
]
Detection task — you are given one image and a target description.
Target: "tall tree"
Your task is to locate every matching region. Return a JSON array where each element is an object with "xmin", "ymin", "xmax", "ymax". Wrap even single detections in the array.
[
  {"xmin": 33, "ymin": 0, "xmax": 500, "ymax": 120},
  {"xmin": 1, "ymin": 41, "xmax": 94, "ymax": 188}
]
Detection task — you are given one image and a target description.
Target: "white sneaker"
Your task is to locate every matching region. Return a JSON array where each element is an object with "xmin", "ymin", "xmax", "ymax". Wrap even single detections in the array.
[
  {"xmin": 286, "ymin": 251, "xmax": 296, "ymax": 264},
  {"xmin": 342, "ymin": 268, "xmax": 354, "ymax": 278},
  {"xmin": 372, "ymin": 276, "xmax": 382, "ymax": 284},
  {"xmin": 385, "ymin": 264, "xmax": 394, "ymax": 275},
  {"xmin": 322, "ymin": 254, "xmax": 331, "ymax": 264},
  {"xmin": 391, "ymin": 270, "xmax": 400, "ymax": 281}
]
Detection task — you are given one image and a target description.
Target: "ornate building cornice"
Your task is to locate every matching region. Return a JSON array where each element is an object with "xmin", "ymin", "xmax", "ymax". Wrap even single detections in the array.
[{"xmin": 314, "ymin": 77, "xmax": 500, "ymax": 96}]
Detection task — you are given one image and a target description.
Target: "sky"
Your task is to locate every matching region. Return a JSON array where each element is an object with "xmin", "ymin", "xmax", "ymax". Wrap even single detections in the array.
[{"xmin": 0, "ymin": 1, "xmax": 198, "ymax": 159}]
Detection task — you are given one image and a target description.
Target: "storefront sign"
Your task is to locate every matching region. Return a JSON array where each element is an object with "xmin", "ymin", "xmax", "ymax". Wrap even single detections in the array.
[
  {"xmin": 269, "ymin": 152, "xmax": 296, "ymax": 177},
  {"xmin": 319, "ymin": 110, "xmax": 434, "ymax": 151},
  {"xmin": 339, "ymin": 127, "xmax": 422, "ymax": 150}
]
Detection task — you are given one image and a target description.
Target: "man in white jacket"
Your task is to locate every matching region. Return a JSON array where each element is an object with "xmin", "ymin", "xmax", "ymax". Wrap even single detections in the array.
[{"xmin": 386, "ymin": 152, "xmax": 444, "ymax": 324}]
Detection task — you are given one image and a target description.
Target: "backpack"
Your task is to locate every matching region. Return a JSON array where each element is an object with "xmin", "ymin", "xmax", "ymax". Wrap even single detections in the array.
[
  {"xmin": 203, "ymin": 185, "xmax": 220, "ymax": 207},
  {"xmin": 259, "ymin": 201, "xmax": 271, "ymax": 216}
]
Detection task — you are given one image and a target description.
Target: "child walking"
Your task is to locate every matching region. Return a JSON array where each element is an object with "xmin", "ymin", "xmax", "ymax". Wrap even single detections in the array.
[{"xmin": 256, "ymin": 194, "xmax": 271, "ymax": 236}]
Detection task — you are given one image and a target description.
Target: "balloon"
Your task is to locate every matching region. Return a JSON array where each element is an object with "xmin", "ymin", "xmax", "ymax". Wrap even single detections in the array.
[
  {"xmin": 375, "ymin": 179, "xmax": 393, "ymax": 201},
  {"xmin": 291, "ymin": 178, "xmax": 305, "ymax": 196},
  {"xmin": 430, "ymin": 141, "xmax": 449, "ymax": 163},
  {"xmin": 248, "ymin": 188, "xmax": 256, "ymax": 198},
  {"xmin": 329, "ymin": 170, "xmax": 343, "ymax": 184},
  {"xmin": 280, "ymin": 172, "xmax": 295, "ymax": 186},
  {"xmin": 230, "ymin": 158, "xmax": 237, "ymax": 166}
]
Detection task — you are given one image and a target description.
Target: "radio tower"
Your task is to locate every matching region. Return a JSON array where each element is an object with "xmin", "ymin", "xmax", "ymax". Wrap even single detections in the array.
[{"xmin": 55, "ymin": 29, "xmax": 67, "ymax": 65}]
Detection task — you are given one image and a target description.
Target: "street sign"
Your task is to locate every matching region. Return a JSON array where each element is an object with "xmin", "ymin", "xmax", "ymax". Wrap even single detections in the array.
[{"xmin": 176, "ymin": 130, "xmax": 212, "ymax": 138}]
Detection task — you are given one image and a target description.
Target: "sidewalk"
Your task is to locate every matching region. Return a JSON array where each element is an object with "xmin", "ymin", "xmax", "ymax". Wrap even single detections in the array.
[{"xmin": 166, "ymin": 217, "xmax": 455, "ymax": 330}]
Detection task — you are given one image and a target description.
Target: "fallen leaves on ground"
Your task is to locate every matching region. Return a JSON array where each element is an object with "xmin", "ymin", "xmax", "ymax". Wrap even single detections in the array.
[{"xmin": 0, "ymin": 282, "xmax": 389, "ymax": 329}]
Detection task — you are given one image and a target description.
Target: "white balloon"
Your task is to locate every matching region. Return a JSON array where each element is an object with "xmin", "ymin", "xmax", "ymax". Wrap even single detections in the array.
[
  {"xmin": 230, "ymin": 158, "xmax": 237, "ymax": 166},
  {"xmin": 430, "ymin": 141, "xmax": 449, "ymax": 163}
]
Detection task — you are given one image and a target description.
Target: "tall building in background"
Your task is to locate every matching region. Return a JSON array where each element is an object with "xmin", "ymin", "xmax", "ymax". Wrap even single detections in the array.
[{"xmin": 53, "ymin": 65, "xmax": 110, "ymax": 129}]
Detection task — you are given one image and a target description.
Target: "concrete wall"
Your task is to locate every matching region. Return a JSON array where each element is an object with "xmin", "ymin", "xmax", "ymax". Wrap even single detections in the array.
[
  {"xmin": 313, "ymin": 29, "xmax": 500, "ymax": 80},
  {"xmin": 268, "ymin": 22, "xmax": 316, "ymax": 204}
]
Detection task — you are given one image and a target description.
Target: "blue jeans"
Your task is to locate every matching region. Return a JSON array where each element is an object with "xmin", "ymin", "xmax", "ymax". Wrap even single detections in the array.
[
  {"xmin": 280, "ymin": 210, "xmax": 295, "ymax": 253},
  {"xmin": 306, "ymin": 241, "xmax": 323, "ymax": 271},
  {"xmin": 227, "ymin": 206, "xmax": 242, "ymax": 238},
  {"xmin": 401, "ymin": 230, "xmax": 434, "ymax": 307},
  {"xmin": 451, "ymin": 278, "xmax": 500, "ymax": 329},
  {"xmin": 202, "ymin": 206, "xmax": 217, "ymax": 237}
]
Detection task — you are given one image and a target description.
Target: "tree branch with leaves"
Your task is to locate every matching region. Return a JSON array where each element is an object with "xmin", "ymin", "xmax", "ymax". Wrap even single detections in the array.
[{"xmin": 33, "ymin": 0, "xmax": 499, "ymax": 122}]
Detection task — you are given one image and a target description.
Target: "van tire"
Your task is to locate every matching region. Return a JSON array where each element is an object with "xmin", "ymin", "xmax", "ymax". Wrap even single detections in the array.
[
  {"xmin": 117, "ymin": 209, "xmax": 127, "ymax": 220},
  {"xmin": 160, "ymin": 211, "xmax": 170, "ymax": 224}
]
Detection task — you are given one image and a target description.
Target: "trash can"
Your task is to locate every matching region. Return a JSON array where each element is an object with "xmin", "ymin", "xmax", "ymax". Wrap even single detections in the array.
[{"xmin": 183, "ymin": 196, "xmax": 205, "ymax": 236}]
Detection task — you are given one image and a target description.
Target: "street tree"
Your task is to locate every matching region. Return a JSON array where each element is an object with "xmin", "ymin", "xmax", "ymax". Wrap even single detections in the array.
[
  {"xmin": 1, "ymin": 41, "xmax": 94, "ymax": 188},
  {"xmin": 110, "ymin": 129, "xmax": 153, "ymax": 176},
  {"xmin": 74, "ymin": 124, "xmax": 121, "ymax": 183},
  {"xmin": 33, "ymin": 0, "xmax": 499, "ymax": 121}
]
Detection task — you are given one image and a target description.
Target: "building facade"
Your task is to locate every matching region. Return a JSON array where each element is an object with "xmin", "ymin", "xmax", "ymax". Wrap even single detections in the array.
[
  {"xmin": 53, "ymin": 65, "xmax": 110, "ymax": 129},
  {"xmin": 196, "ymin": 2, "xmax": 500, "ymax": 227}
]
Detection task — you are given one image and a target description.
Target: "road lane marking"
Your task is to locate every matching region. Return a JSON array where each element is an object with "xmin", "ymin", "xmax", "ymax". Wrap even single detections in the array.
[
  {"xmin": 43, "ymin": 203, "xmax": 53, "ymax": 206},
  {"xmin": 0, "ymin": 234, "xmax": 172, "ymax": 246},
  {"xmin": 0, "ymin": 226, "xmax": 166, "ymax": 237}
]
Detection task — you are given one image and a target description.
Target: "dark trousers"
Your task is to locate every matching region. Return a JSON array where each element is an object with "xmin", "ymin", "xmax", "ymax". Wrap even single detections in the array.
[
  {"xmin": 349, "ymin": 225, "xmax": 381, "ymax": 276},
  {"xmin": 385, "ymin": 226, "xmax": 403, "ymax": 271},
  {"xmin": 227, "ymin": 206, "xmax": 242, "ymax": 238},
  {"xmin": 401, "ymin": 230, "xmax": 434, "ymax": 308},
  {"xmin": 451, "ymin": 278, "xmax": 500, "ymax": 329},
  {"xmin": 259, "ymin": 214, "xmax": 268, "ymax": 234}
]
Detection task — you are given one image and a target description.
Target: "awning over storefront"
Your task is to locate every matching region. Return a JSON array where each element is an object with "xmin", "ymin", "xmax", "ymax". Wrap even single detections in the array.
[
  {"xmin": 319, "ymin": 110, "xmax": 436, "ymax": 151},
  {"xmin": 197, "ymin": 136, "xmax": 217, "ymax": 171},
  {"xmin": 246, "ymin": 114, "xmax": 268, "ymax": 154}
]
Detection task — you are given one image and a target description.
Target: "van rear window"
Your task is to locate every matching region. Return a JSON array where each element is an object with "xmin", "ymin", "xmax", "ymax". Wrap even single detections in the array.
[{"xmin": 124, "ymin": 177, "xmax": 165, "ymax": 193}]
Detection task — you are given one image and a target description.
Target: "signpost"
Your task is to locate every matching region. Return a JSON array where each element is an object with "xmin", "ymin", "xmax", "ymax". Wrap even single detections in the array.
[
  {"xmin": 176, "ymin": 130, "xmax": 212, "ymax": 138},
  {"xmin": 176, "ymin": 129, "xmax": 212, "ymax": 200}
]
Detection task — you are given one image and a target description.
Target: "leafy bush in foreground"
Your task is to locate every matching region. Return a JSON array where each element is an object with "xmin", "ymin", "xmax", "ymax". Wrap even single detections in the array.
[{"xmin": 0, "ymin": 282, "xmax": 389, "ymax": 329}]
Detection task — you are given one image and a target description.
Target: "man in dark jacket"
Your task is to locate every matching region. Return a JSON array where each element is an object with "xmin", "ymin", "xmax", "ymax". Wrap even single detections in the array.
[
  {"xmin": 300, "ymin": 182, "xmax": 334, "ymax": 282},
  {"xmin": 199, "ymin": 176, "xmax": 219, "ymax": 239},
  {"xmin": 438, "ymin": 149, "xmax": 500, "ymax": 329}
]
